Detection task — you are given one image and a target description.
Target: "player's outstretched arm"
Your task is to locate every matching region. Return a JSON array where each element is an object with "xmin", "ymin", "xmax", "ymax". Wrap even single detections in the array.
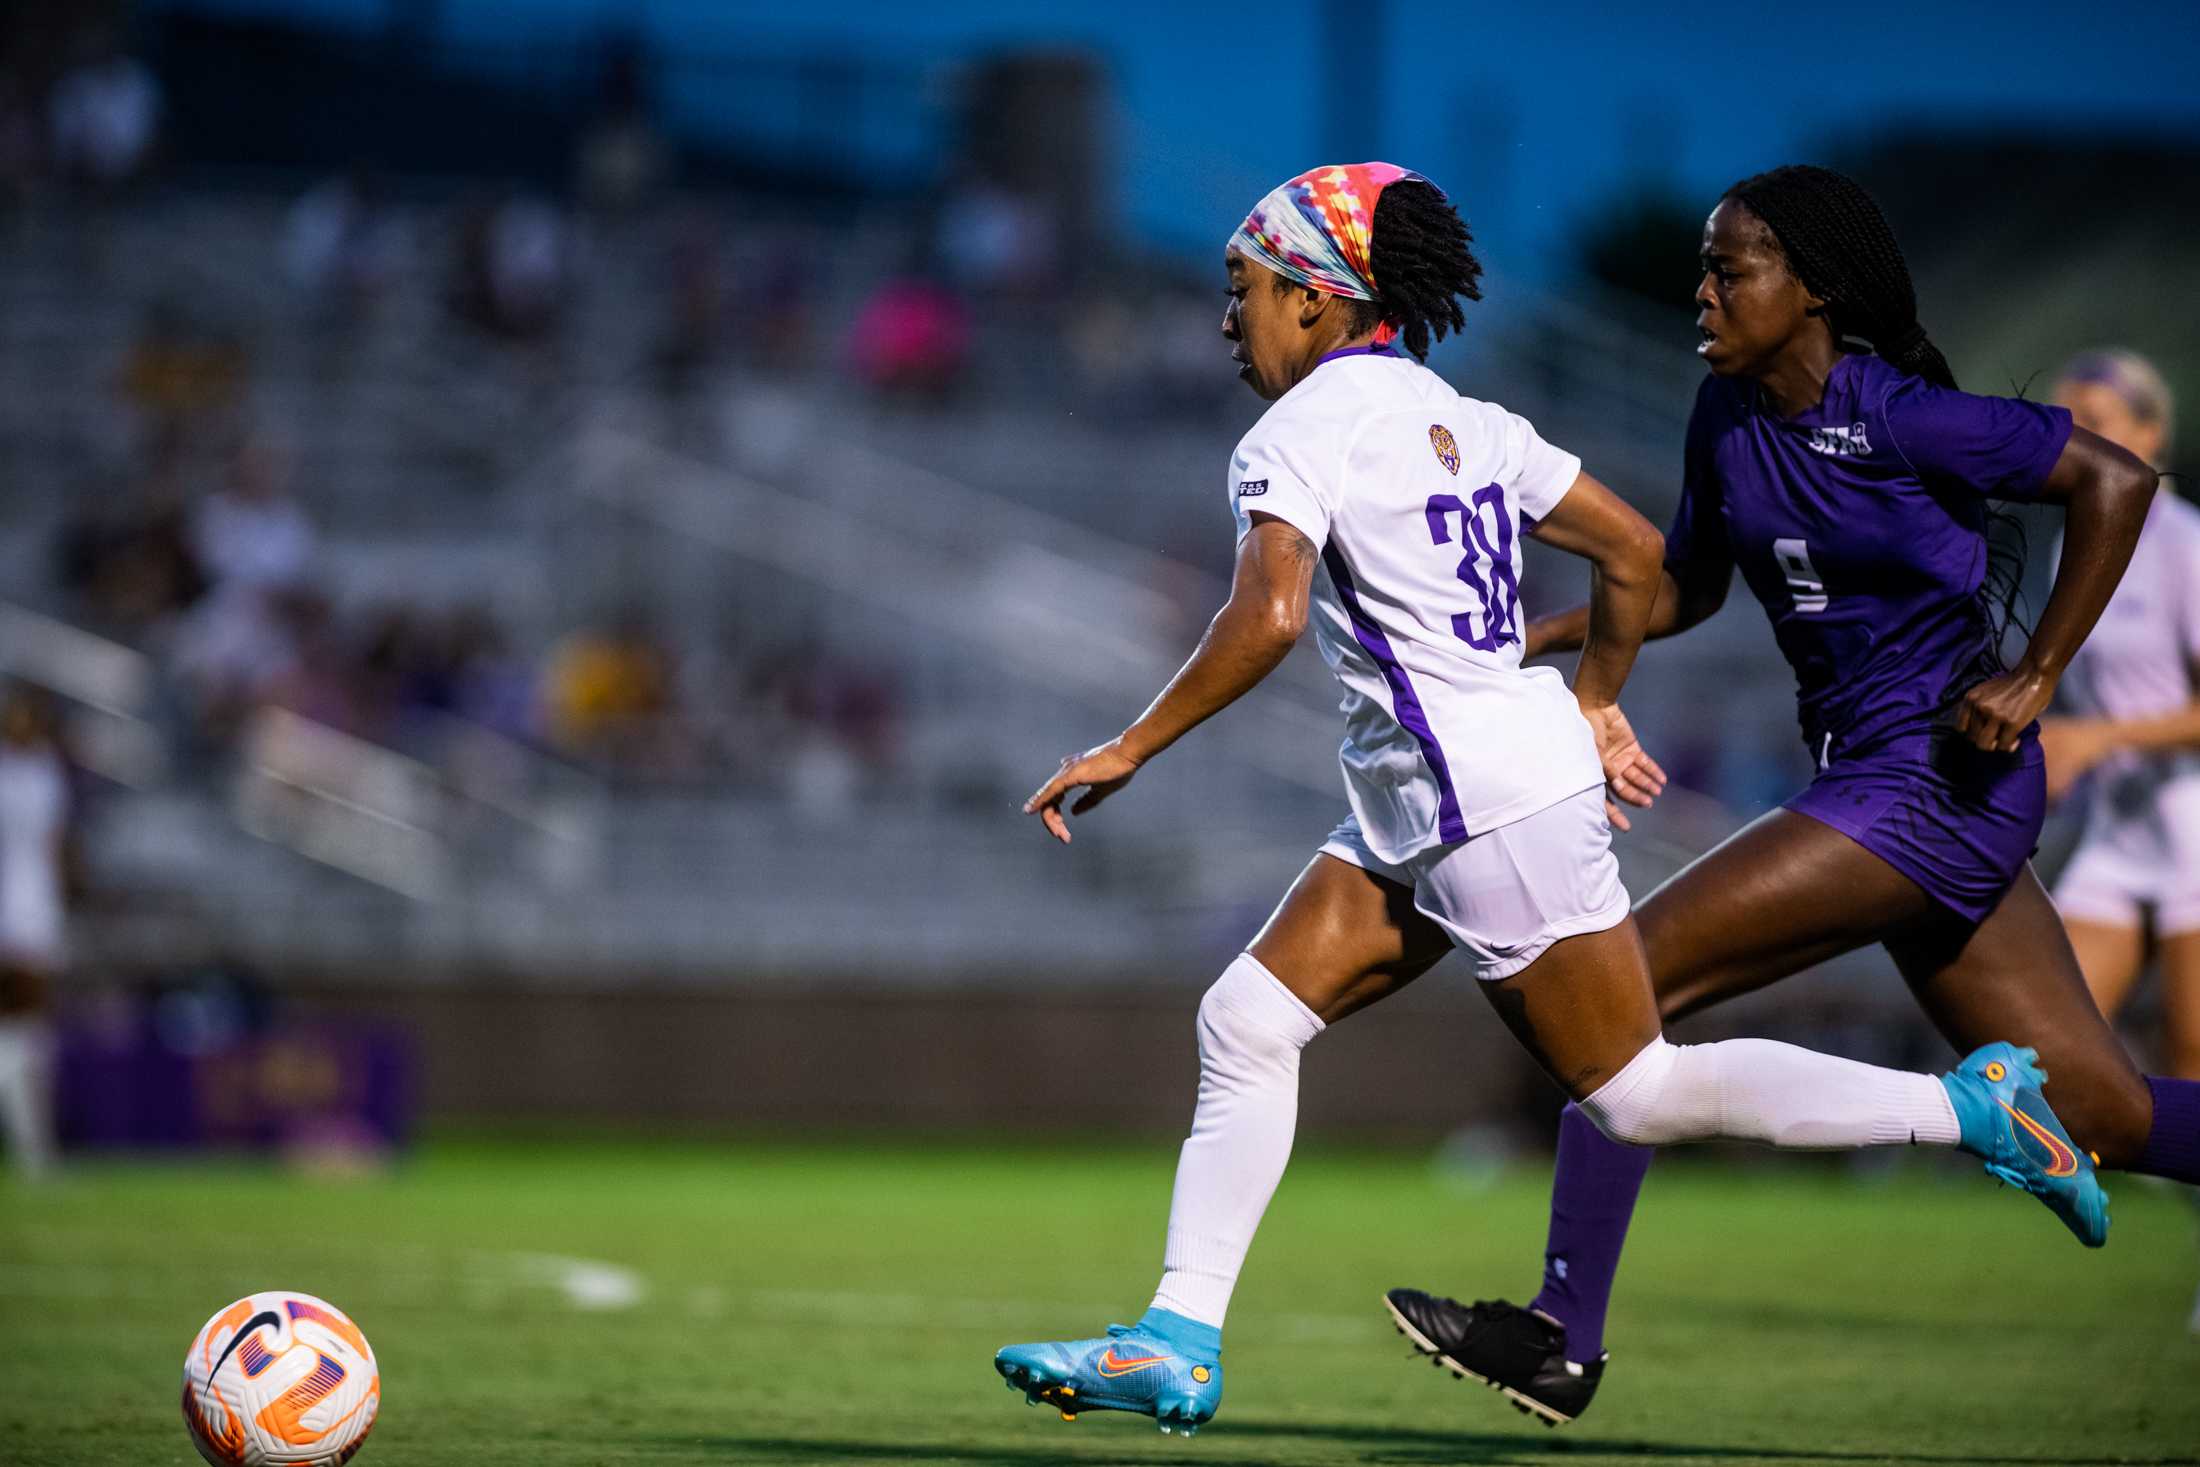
[
  {"xmin": 1522, "ymin": 471, "xmax": 1670, "ymax": 827},
  {"xmin": 1022, "ymin": 515, "xmax": 1315, "ymax": 843},
  {"xmin": 1956, "ymin": 427, "xmax": 2157, "ymax": 754}
]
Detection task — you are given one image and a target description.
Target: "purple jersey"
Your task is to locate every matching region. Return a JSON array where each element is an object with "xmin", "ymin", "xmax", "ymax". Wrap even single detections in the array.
[{"xmin": 1668, "ymin": 353, "xmax": 2073, "ymax": 759}]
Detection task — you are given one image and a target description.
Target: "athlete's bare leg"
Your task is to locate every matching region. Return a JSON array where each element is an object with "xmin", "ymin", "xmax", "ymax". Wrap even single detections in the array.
[
  {"xmin": 1886, "ymin": 870, "xmax": 2153, "ymax": 1166},
  {"xmin": 1477, "ymin": 920, "xmax": 1659, "ymax": 1097},
  {"xmin": 2065, "ymin": 917, "xmax": 2149, "ymax": 1024},
  {"xmin": 1637, "ymin": 808, "xmax": 1937, "ymax": 1022},
  {"xmin": 1247, "ymin": 853, "xmax": 1455, "ymax": 1023}
]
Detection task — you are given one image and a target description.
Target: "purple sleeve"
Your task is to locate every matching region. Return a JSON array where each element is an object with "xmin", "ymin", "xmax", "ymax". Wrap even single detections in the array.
[
  {"xmin": 1664, "ymin": 388, "xmax": 1730, "ymax": 571},
  {"xmin": 1880, "ymin": 378, "xmax": 2074, "ymax": 502}
]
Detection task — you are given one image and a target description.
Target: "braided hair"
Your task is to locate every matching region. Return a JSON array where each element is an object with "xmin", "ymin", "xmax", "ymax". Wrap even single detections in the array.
[
  {"xmin": 1724, "ymin": 165, "xmax": 1956, "ymax": 390},
  {"xmin": 1729, "ymin": 166, "xmax": 2038, "ymax": 678},
  {"xmin": 1339, "ymin": 180, "xmax": 1483, "ymax": 362}
]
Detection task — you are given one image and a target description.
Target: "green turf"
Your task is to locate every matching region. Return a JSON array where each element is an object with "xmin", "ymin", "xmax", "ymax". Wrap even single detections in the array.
[{"xmin": 3, "ymin": 1137, "xmax": 2197, "ymax": 1466}]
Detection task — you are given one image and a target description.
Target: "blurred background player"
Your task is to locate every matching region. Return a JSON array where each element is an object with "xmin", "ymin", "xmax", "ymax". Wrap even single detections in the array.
[
  {"xmin": 2036, "ymin": 349, "xmax": 2200, "ymax": 1328},
  {"xmin": 0, "ymin": 683, "xmax": 73, "ymax": 1180},
  {"xmin": 992, "ymin": 162, "xmax": 2106, "ymax": 1439},
  {"xmin": 1385, "ymin": 165, "xmax": 2177, "ymax": 1426}
]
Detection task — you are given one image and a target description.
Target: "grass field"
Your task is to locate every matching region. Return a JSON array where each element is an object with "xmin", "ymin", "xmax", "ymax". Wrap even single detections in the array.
[{"xmin": 4, "ymin": 1137, "xmax": 2197, "ymax": 1466}]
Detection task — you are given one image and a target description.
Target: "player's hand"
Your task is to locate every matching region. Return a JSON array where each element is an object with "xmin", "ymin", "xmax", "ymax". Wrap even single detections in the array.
[
  {"xmin": 1578, "ymin": 701, "xmax": 1665, "ymax": 831},
  {"xmin": 2038, "ymin": 716, "xmax": 2115, "ymax": 803},
  {"xmin": 1953, "ymin": 666, "xmax": 2055, "ymax": 755},
  {"xmin": 1023, "ymin": 739, "xmax": 1143, "ymax": 844}
]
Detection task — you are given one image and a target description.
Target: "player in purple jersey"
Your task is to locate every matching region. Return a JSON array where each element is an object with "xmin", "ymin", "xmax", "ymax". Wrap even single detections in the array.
[{"xmin": 1383, "ymin": 166, "xmax": 2188, "ymax": 1426}]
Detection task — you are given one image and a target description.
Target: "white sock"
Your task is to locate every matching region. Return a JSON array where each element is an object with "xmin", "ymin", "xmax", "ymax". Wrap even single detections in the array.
[
  {"xmin": 0, "ymin": 1019, "xmax": 57, "ymax": 1180},
  {"xmin": 1577, "ymin": 1035, "xmax": 1960, "ymax": 1151},
  {"xmin": 1148, "ymin": 952, "xmax": 1324, "ymax": 1330}
]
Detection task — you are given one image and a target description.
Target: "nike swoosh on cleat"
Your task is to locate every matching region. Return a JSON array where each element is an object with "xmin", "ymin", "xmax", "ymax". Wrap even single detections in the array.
[
  {"xmin": 1995, "ymin": 1097, "xmax": 2080, "ymax": 1178},
  {"xmin": 1095, "ymin": 1349, "xmax": 1171, "ymax": 1377}
]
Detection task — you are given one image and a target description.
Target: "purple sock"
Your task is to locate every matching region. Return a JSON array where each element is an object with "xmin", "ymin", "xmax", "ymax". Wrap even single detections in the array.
[
  {"xmin": 1527, "ymin": 1102, "xmax": 1654, "ymax": 1365},
  {"xmin": 2135, "ymin": 1077, "xmax": 2200, "ymax": 1185}
]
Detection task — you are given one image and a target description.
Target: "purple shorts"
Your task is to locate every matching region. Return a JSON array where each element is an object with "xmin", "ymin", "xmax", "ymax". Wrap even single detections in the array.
[{"xmin": 1785, "ymin": 730, "xmax": 2046, "ymax": 924}]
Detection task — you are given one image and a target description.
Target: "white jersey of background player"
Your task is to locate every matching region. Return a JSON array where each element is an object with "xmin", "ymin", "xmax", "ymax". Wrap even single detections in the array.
[
  {"xmin": 2041, "ymin": 353, "xmax": 2200, "ymax": 1100},
  {"xmin": 995, "ymin": 162, "xmax": 2106, "ymax": 1437},
  {"xmin": 0, "ymin": 685, "xmax": 67, "ymax": 1181},
  {"xmin": 2052, "ymin": 488, "xmax": 2200, "ymax": 933},
  {"xmin": 2036, "ymin": 349, "xmax": 2200, "ymax": 1330}
]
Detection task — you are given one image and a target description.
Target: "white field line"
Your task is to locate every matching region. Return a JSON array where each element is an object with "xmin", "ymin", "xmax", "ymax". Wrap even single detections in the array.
[{"xmin": 0, "ymin": 1260, "xmax": 1383, "ymax": 1344}]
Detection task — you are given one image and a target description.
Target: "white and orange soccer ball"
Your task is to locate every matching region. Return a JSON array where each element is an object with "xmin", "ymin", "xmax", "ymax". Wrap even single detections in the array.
[{"xmin": 181, "ymin": 1291, "xmax": 380, "ymax": 1466}]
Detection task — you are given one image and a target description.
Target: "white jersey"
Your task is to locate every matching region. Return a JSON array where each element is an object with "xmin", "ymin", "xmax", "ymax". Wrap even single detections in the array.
[
  {"xmin": 0, "ymin": 746, "xmax": 67, "ymax": 968},
  {"xmin": 2051, "ymin": 492, "xmax": 2200, "ymax": 928},
  {"xmin": 2059, "ymin": 491, "xmax": 2200, "ymax": 788},
  {"xmin": 1229, "ymin": 350, "xmax": 1601, "ymax": 864}
]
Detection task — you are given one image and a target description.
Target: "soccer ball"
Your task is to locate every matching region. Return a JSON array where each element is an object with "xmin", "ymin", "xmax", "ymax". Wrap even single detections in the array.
[{"xmin": 181, "ymin": 1291, "xmax": 380, "ymax": 1466}]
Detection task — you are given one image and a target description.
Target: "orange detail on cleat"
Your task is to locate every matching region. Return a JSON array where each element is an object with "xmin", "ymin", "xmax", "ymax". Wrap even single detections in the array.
[
  {"xmin": 1060, "ymin": 1411, "xmax": 1077, "ymax": 1421},
  {"xmin": 1994, "ymin": 1097, "xmax": 2081, "ymax": 1177}
]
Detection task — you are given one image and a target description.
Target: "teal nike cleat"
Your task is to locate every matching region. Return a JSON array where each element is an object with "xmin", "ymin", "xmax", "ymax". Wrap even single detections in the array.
[
  {"xmin": 994, "ymin": 1322, "xmax": 1222, "ymax": 1435},
  {"xmin": 1942, "ymin": 1042, "xmax": 2110, "ymax": 1248}
]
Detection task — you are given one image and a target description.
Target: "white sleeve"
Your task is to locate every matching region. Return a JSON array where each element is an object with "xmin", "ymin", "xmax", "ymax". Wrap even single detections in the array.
[
  {"xmin": 1497, "ymin": 409, "xmax": 1583, "ymax": 523},
  {"xmin": 1229, "ymin": 430, "xmax": 1334, "ymax": 548},
  {"xmin": 2179, "ymin": 517, "xmax": 2200, "ymax": 676}
]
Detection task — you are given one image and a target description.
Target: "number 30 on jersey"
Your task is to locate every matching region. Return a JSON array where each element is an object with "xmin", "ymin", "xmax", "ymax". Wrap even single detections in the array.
[{"xmin": 1426, "ymin": 487, "xmax": 1521, "ymax": 651}]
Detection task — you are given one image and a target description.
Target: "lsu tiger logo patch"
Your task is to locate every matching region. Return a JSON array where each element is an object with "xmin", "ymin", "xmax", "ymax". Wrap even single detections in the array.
[{"xmin": 1429, "ymin": 424, "xmax": 1460, "ymax": 475}]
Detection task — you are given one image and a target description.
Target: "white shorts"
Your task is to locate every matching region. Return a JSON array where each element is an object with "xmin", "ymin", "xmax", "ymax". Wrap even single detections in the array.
[
  {"xmin": 2052, "ymin": 774, "xmax": 2200, "ymax": 935},
  {"xmin": 1318, "ymin": 785, "xmax": 1631, "ymax": 982}
]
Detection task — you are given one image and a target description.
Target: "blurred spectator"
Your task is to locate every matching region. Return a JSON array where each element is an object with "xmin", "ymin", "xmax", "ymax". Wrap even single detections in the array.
[
  {"xmin": 848, "ymin": 272, "xmax": 970, "ymax": 402},
  {"xmin": 283, "ymin": 167, "xmax": 410, "ymax": 324},
  {"xmin": 48, "ymin": 26, "xmax": 159, "ymax": 193},
  {"xmin": 0, "ymin": 683, "xmax": 74, "ymax": 1180},
  {"xmin": 746, "ymin": 640, "xmax": 904, "ymax": 812},
  {"xmin": 444, "ymin": 606, "xmax": 534, "ymax": 742},
  {"xmin": 117, "ymin": 300, "xmax": 249, "ymax": 441},
  {"xmin": 451, "ymin": 190, "xmax": 571, "ymax": 342},
  {"xmin": 539, "ymin": 612, "xmax": 686, "ymax": 768},
  {"xmin": 170, "ymin": 586, "xmax": 307, "ymax": 744},
  {"xmin": 193, "ymin": 435, "xmax": 315, "ymax": 592},
  {"xmin": 164, "ymin": 437, "xmax": 321, "ymax": 743},
  {"xmin": 936, "ymin": 169, "xmax": 1056, "ymax": 294},
  {"xmin": 55, "ymin": 424, "xmax": 208, "ymax": 636}
]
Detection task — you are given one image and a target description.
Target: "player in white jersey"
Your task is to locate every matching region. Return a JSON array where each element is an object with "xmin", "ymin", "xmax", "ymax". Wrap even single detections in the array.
[
  {"xmin": 2036, "ymin": 350, "xmax": 2200, "ymax": 1326},
  {"xmin": 990, "ymin": 164, "xmax": 2106, "ymax": 1436},
  {"xmin": 0, "ymin": 683, "xmax": 70, "ymax": 1181}
]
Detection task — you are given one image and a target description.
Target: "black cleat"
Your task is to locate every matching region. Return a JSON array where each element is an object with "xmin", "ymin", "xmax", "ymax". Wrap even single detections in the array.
[{"xmin": 1381, "ymin": 1289, "xmax": 1604, "ymax": 1426}]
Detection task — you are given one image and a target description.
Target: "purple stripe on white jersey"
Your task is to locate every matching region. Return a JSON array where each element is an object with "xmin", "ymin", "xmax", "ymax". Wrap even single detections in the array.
[{"xmin": 1320, "ymin": 543, "xmax": 1470, "ymax": 844}]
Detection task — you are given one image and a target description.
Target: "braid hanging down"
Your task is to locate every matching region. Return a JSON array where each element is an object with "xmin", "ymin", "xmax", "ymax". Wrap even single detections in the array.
[{"xmin": 1343, "ymin": 181, "xmax": 1483, "ymax": 363}]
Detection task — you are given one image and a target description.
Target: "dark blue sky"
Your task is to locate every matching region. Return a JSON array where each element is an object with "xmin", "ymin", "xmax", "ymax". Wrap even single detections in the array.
[{"xmin": 163, "ymin": 0, "xmax": 2200, "ymax": 273}]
